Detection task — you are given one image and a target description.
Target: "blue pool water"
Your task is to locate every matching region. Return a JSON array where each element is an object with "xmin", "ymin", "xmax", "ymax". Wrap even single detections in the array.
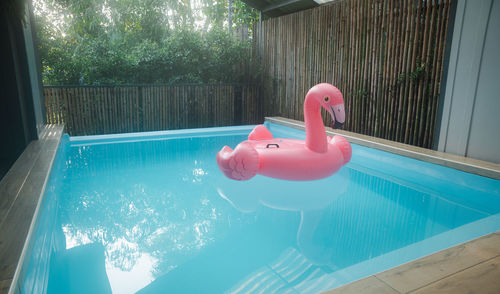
[{"xmin": 20, "ymin": 123, "xmax": 500, "ymax": 294}]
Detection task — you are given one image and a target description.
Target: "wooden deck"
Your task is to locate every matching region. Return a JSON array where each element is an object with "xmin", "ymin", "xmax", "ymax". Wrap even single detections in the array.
[
  {"xmin": 0, "ymin": 125, "xmax": 63, "ymax": 294},
  {"xmin": 324, "ymin": 232, "xmax": 500, "ymax": 294}
]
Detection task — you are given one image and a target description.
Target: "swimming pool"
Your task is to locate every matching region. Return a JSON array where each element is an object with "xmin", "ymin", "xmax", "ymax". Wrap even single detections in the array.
[{"xmin": 19, "ymin": 122, "xmax": 500, "ymax": 294}]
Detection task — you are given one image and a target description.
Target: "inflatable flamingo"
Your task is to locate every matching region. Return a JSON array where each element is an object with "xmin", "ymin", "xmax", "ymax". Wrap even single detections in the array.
[{"xmin": 216, "ymin": 83, "xmax": 352, "ymax": 181}]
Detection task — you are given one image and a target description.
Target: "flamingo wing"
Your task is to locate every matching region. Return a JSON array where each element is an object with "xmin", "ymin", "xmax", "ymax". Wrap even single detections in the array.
[{"xmin": 216, "ymin": 143, "xmax": 260, "ymax": 180}]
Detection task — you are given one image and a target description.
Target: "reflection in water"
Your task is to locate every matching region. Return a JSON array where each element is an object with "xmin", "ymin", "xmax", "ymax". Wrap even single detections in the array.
[
  {"xmin": 105, "ymin": 252, "xmax": 157, "ymax": 294},
  {"xmin": 214, "ymin": 164, "xmax": 494, "ymax": 292},
  {"xmin": 23, "ymin": 133, "xmax": 500, "ymax": 294},
  {"xmin": 53, "ymin": 135, "xmax": 259, "ymax": 293},
  {"xmin": 216, "ymin": 167, "xmax": 351, "ymax": 267}
]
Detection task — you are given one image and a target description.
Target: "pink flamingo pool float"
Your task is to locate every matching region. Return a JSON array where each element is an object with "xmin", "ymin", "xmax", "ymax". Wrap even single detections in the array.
[{"xmin": 216, "ymin": 83, "xmax": 352, "ymax": 181}]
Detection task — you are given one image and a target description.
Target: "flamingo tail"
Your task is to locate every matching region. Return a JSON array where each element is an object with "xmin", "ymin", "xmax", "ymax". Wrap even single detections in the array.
[
  {"xmin": 216, "ymin": 143, "xmax": 260, "ymax": 180},
  {"xmin": 330, "ymin": 135, "xmax": 352, "ymax": 165}
]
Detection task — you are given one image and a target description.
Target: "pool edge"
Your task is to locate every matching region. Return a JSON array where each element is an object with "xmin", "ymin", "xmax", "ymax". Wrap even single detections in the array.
[
  {"xmin": 265, "ymin": 117, "xmax": 500, "ymax": 180},
  {"xmin": 322, "ymin": 230, "xmax": 500, "ymax": 294},
  {"xmin": 0, "ymin": 125, "xmax": 64, "ymax": 294}
]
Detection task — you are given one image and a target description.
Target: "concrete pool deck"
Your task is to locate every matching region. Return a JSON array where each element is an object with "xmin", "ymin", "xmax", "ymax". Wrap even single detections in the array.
[{"xmin": 1, "ymin": 120, "xmax": 499, "ymax": 293}]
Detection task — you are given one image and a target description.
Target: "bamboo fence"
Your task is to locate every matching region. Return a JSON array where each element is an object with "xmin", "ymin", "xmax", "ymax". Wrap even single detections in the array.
[
  {"xmin": 44, "ymin": 84, "xmax": 261, "ymax": 136},
  {"xmin": 254, "ymin": 0, "xmax": 452, "ymax": 148}
]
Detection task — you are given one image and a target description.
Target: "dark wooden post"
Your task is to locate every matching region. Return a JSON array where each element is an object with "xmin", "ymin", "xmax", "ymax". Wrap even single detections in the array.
[{"xmin": 234, "ymin": 85, "xmax": 243, "ymax": 125}]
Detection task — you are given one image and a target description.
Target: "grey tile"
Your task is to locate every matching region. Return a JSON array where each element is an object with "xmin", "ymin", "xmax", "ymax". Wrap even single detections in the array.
[
  {"xmin": 410, "ymin": 256, "xmax": 500, "ymax": 294},
  {"xmin": 322, "ymin": 276, "xmax": 400, "ymax": 294}
]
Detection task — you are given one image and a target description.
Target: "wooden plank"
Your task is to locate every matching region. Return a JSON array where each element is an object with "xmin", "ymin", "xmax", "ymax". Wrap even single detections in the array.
[
  {"xmin": 377, "ymin": 233, "xmax": 500, "ymax": 293},
  {"xmin": 324, "ymin": 276, "xmax": 398, "ymax": 294},
  {"xmin": 44, "ymin": 88, "xmax": 51, "ymax": 124},
  {"xmin": 0, "ymin": 127, "xmax": 63, "ymax": 290},
  {"xmin": 411, "ymin": 255, "xmax": 500, "ymax": 294},
  {"xmin": 101, "ymin": 87, "xmax": 108, "ymax": 134},
  {"xmin": 387, "ymin": 0, "xmax": 400, "ymax": 141}
]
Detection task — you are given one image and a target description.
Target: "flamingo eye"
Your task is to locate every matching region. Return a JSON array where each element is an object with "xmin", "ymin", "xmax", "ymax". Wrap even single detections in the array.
[{"xmin": 324, "ymin": 96, "xmax": 330, "ymax": 103}]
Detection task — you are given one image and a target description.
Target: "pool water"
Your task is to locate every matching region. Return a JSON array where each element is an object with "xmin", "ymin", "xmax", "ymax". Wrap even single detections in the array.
[{"xmin": 21, "ymin": 123, "xmax": 500, "ymax": 294}]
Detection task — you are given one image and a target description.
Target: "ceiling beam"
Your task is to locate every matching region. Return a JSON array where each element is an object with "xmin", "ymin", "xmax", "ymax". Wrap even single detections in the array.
[
  {"xmin": 262, "ymin": 0, "xmax": 313, "ymax": 13},
  {"xmin": 240, "ymin": 0, "xmax": 268, "ymax": 11}
]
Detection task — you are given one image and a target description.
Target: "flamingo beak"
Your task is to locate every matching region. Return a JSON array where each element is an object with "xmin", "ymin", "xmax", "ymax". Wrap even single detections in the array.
[{"xmin": 329, "ymin": 104, "xmax": 345, "ymax": 129}]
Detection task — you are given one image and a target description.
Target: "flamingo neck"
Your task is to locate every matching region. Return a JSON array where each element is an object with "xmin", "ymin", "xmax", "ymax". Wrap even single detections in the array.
[{"xmin": 304, "ymin": 93, "xmax": 327, "ymax": 153}]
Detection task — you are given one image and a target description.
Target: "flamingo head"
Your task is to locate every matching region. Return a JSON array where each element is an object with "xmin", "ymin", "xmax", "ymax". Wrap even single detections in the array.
[{"xmin": 309, "ymin": 83, "xmax": 346, "ymax": 129}]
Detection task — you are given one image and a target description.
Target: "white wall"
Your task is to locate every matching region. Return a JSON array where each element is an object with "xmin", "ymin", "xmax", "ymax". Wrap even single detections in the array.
[{"xmin": 437, "ymin": 0, "xmax": 500, "ymax": 164}]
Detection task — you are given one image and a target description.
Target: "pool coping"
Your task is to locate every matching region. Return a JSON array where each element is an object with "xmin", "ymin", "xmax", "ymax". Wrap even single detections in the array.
[
  {"xmin": 323, "ymin": 230, "xmax": 500, "ymax": 294},
  {"xmin": 0, "ymin": 125, "xmax": 64, "ymax": 294},
  {"xmin": 265, "ymin": 117, "xmax": 500, "ymax": 180}
]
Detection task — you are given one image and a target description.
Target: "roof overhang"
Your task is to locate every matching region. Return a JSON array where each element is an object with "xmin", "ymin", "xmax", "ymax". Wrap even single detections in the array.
[{"xmin": 242, "ymin": 0, "xmax": 330, "ymax": 18}]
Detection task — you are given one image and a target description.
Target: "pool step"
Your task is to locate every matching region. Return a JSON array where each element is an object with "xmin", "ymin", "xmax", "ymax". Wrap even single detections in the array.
[
  {"xmin": 227, "ymin": 247, "xmax": 331, "ymax": 294},
  {"xmin": 46, "ymin": 243, "xmax": 112, "ymax": 294}
]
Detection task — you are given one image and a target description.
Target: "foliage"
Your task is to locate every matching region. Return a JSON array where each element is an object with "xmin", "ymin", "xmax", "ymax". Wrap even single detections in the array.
[
  {"xmin": 34, "ymin": 0, "xmax": 260, "ymax": 85},
  {"xmin": 233, "ymin": 0, "xmax": 259, "ymax": 28}
]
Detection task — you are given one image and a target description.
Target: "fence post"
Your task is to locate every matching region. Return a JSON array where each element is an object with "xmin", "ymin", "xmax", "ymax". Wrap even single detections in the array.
[
  {"xmin": 258, "ymin": 84, "xmax": 264, "ymax": 122},
  {"xmin": 234, "ymin": 85, "xmax": 243, "ymax": 125},
  {"xmin": 187, "ymin": 86, "xmax": 195, "ymax": 128},
  {"xmin": 138, "ymin": 86, "xmax": 143, "ymax": 132}
]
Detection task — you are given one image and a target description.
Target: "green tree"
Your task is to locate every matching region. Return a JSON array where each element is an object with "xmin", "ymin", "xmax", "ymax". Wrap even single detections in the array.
[{"xmin": 34, "ymin": 0, "xmax": 259, "ymax": 85}]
